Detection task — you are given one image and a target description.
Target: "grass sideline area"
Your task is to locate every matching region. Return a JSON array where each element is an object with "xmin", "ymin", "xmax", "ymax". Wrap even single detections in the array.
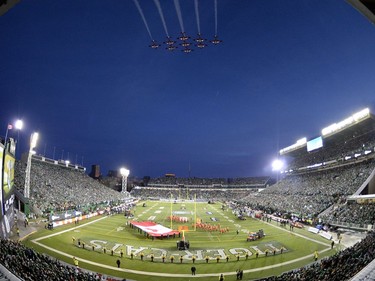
[{"xmin": 22, "ymin": 201, "xmax": 337, "ymax": 281}]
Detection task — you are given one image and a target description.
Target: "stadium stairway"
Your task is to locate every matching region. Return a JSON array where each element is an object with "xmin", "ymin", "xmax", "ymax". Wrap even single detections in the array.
[
  {"xmin": 350, "ymin": 258, "xmax": 375, "ymax": 281},
  {"xmin": 0, "ymin": 264, "xmax": 18, "ymax": 281}
]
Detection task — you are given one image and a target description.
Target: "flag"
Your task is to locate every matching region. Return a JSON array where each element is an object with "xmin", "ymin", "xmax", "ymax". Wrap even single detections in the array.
[{"xmin": 7, "ymin": 124, "xmax": 13, "ymax": 130}]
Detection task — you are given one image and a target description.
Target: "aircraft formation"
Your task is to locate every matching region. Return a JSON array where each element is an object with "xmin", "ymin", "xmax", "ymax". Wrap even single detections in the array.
[{"xmin": 134, "ymin": 0, "xmax": 223, "ymax": 54}]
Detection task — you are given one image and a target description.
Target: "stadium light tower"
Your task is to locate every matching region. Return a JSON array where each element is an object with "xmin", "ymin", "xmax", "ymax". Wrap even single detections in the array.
[
  {"xmin": 120, "ymin": 167, "xmax": 130, "ymax": 194},
  {"xmin": 3, "ymin": 119, "xmax": 23, "ymax": 145},
  {"xmin": 24, "ymin": 132, "xmax": 39, "ymax": 198},
  {"xmin": 272, "ymin": 159, "xmax": 284, "ymax": 183}
]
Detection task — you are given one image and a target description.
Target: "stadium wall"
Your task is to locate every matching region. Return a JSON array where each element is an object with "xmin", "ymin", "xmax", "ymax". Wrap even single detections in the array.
[
  {"xmin": 353, "ymin": 165, "xmax": 375, "ymax": 195},
  {"xmin": 366, "ymin": 169, "xmax": 375, "ymax": 194}
]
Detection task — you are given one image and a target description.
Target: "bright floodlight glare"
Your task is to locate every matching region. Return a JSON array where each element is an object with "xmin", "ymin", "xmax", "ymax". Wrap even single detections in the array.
[
  {"xmin": 272, "ymin": 159, "xmax": 284, "ymax": 171},
  {"xmin": 30, "ymin": 132, "xmax": 39, "ymax": 149},
  {"xmin": 120, "ymin": 168, "xmax": 130, "ymax": 177},
  {"xmin": 15, "ymin": 119, "xmax": 23, "ymax": 130}
]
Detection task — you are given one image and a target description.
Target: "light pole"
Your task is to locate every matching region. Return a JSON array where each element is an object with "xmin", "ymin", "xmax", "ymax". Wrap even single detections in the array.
[
  {"xmin": 24, "ymin": 132, "xmax": 38, "ymax": 198},
  {"xmin": 120, "ymin": 168, "xmax": 130, "ymax": 194},
  {"xmin": 3, "ymin": 119, "xmax": 23, "ymax": 146},
  {"xmin": 14, "ymin": 120, "xmax": 23, "ymax": 158}
]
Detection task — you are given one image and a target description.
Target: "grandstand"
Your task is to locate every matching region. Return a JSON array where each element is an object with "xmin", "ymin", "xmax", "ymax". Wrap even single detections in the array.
[
  {"xmin": 131, "ymin": 176, "xmax": 270, "ymax": 201},
  {"xmin": 275, "ymin": 109, "xmax": 375, "ymax": 228},
  {"xmin": 279, "ymin": 108, "xmax": 375, "ymax": 172},
  {"xmin": 14, "ymin": 156, "xmax": 127, "ymax": 216},
  {"xmin": 1, "ymin": 112, "xmax": 375, "ymax": 280},
  {"xmin": 0, "ymin": 109, "xmax": 375, "ymax": 280}
]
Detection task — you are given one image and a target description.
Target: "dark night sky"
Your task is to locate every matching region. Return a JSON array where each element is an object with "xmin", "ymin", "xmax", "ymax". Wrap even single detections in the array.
[{"xmin": 1, "ymin": 0, "xmax": 375, "ymax": 178}]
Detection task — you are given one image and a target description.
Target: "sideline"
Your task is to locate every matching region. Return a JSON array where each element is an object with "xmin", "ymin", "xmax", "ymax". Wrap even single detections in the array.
[
  {"xmin": 32, "ymin": 215, "xmax": 109, "ymax": 242},
  {"xmin": 32, "ymin": 235, "xmax": 333, "ymax": 279},
  {"xmin": 31, "ymin": 209, "xmax": 333, "ymax": 279}
]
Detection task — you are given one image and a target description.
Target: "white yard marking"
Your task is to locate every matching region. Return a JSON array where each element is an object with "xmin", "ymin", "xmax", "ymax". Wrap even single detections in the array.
[{"xmin": 30, "ymin": 203, "xmax": 333, "ymax": 279}]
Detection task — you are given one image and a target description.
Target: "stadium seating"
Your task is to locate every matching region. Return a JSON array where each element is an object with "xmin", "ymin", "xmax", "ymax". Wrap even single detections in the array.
[
  {"xmin": 0, "ymin": 146, "xmax": 373, "ymax": 280},
  {"xmin": 14, "ymin": 159, "xmax": 126, "ymax": 216}
]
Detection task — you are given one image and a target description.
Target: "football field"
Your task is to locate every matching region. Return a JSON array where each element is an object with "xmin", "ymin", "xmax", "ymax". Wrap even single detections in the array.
[{"xmin": 23, "ymin": 201, "xmax": 335, "ymax": 281}]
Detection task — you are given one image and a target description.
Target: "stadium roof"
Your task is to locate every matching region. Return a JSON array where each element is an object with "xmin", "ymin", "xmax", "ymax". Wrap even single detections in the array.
[{"xmin": 281, "ymin": 112, "xmax": 375, "ymax": 158}]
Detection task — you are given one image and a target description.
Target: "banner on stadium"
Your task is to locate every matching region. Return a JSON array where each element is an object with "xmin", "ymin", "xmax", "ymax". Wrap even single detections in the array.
[{"xmin": 3, "ymin": 153, "xmax": 15, "ymax": 200}]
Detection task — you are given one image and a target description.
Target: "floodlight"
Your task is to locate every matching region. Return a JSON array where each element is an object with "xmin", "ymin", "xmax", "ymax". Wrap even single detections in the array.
[
  {"xmin": 120, "ymin": 168, "xmax": 130, "ymax": 177},
  {"xmin": 120, "ymin": 167, "xmax": 130, "ymax": 194},
  {"xmin": 25, "ymin": 132, "xmax": 39, "ymax": 199},
  {"xmin": 15, "ymin": 119, "xmax": 23, "ymax": 130},
  {"xmin": 30, "ymin": 132, "xmax": 39, "ymax": 149},
  {"xmin": 272, "ymin": 159, "xmax": 284, "ymax": 171}
]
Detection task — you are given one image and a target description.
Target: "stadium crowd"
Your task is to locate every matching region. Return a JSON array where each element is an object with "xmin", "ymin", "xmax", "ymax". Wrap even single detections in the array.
[
  {"xmin": 14, "ymin": 159, "xmax": 126, "ymax": 216},
  {"xmin": 259, "ymin": 231, "xmax": 375, "ymax": 281},
  {"xmin": 319, "ymin": 201, "xmax": 375, "ymax": 227},
  {"xmin": 1, "ymin": 225, "xmax": 374, "ymax": 281},
  {"xmin": 130, "ymin": 186, "xmax": 258, "ymax": 201},
  {"xmin": 147, "ymin": 176, "xmax": 270, "ymax": 188},
  {"xmin": 132, "ymin": 176, "xmax": 268, "ymax": 201},
  {"xmin": 0, "ymin": 137, "xmax": 373, "ymax": 280},
  {"xmin": 0, "ymin": 239, "xmax": 122, "ymax": 281},
  {"xmin": 238, "ymin": 159, "xmax": 375, "ymax": 217},
  {"xmin": 289, "ymin": 133, "xmax": 375, "ymax": 170}
]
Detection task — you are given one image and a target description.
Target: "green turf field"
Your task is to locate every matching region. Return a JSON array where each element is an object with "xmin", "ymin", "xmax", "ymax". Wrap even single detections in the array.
[{"xmin": 23, "ymin": 201, "xmax": 337, "ymax": 281}]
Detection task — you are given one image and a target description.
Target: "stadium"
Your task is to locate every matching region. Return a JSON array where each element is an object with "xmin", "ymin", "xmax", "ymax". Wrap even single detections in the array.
[
  {"xmin": 1, "ymin": 105, "xmax": 375, "ymax": 281},
  {"xmin": 2, "ymin": 1, "xmax": 375, "ymax": 281}
]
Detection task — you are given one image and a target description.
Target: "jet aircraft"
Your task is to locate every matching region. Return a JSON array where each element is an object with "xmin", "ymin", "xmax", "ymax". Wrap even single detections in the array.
[
  {"xmin": 196, "ymin": 42, "xmax": 207, "ymax": 49},
  {"xmin": 180, "ymin": 41, "xmax": 192, "ymax": 48},
  {"xmin": 194, "ymin": 33, "xmax": 207, "ymax": 43},
  {"xmin": 164, "ymin": 37, "xmax": 176, "ymax": 46},
  {"xmin": 166, "ymin": 45, "xmax": 178, "ymax": 51},
  {"xmin": 177, "ymin": 32, "xmax": 190, "ymax": 41},
  {"xmin": 182, "ymin": 47, "xmax": 193, "ymax": 53},
  {"xmin": 211, "ymin": 35, "xmax": 222, "ymax": 45},
  {"xmin": 149, "ymin": 40, "xmax": 160, "ymax": 49}
]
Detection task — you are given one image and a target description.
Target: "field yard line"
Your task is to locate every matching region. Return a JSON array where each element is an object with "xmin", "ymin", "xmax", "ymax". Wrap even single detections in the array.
[
  {"xmin": 29, "ymin": 206, "xmax": 334, "ymax": 279},
  {"xmin": 32, "ymin": 216, "xmax": 109, "ymax": 242},
  {"xmin": 31, "ymin": 236, "xmax": 333, "ymax": 279},
  {"xmin": 210, "ymin": 204, "xmax": 330, "ymax": 248},
  {"xmin": 262, "ymin": 220, "xmax": 331, "ymax": 247}
]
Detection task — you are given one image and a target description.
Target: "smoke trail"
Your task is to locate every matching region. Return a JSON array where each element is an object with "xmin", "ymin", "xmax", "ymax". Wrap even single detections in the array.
[
  {"xmin": 133, "ymin": 0, "xmax": 153, "ymax": 39},
  {"xmin": 194, "ymin": 0, "xmax": 200, "ymax": 34},
  {"xmin": 214, "ymin": 0, "xmax": 218, "ymax": 35},
  {"xmin": 174, "ymin": 0, "xmax": 185, "ymax": 32},
  {"xmin": 153, "ymin": 0, "xmax": 169, "ymax": 37}
]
